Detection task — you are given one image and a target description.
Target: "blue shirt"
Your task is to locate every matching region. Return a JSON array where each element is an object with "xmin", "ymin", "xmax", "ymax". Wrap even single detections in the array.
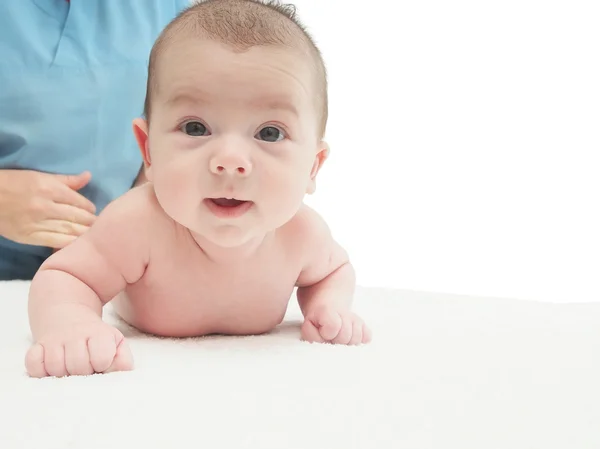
[{"xmin": 0, "ymin": 0, "xmax": 188, "ymax": 279}]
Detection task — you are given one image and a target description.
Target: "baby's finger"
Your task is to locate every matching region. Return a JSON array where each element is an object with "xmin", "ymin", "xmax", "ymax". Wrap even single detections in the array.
[
  {"xmin": 65, "ymin": 339, "xmax": 94, "ymax": 376},
  {"xmin": 88, "ymin": 334, "xmax": 117, "ymax": 373},
  {"xmin": 362, "ymin": 323, "xmax": 373, "ymax": 343},
  {"xmin": 349, "ymin": 319, "xmax": 364, "ymax": 345},
  {"xmin": 43, "ymin": 344, "xmax": 67, "ymax": 377},
  {"xmin": 317, "ymin": 310, "xmax": 342, "ymax": 341},
  {"xmin": 332, "ymin": 315, "xmax": 353, "ymax": 345},
  {"xmin": 105, "ymin": 338, "xmax": 134, "ymax": 373},
  {"xmin": 25, "ymin": 344, "xmax": 48, "ymax": 378},
  {"xmin": 301, "ymin": 320, "xmax": 325, "ymax": 343}
]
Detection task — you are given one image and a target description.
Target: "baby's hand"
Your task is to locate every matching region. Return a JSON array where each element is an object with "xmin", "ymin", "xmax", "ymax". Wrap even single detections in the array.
[
  {"xmin": 25, "ymin": 321, "xmax": 133, "ymax": 378},
  {"xmin": 301, "ymin": 305, "xmax": 372, "ymax": 345}
]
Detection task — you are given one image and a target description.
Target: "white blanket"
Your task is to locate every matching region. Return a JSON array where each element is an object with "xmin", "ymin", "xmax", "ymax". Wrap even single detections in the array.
[{"xmin": 1, "ymin": 280, "xmax": 599, "ymax": 449}]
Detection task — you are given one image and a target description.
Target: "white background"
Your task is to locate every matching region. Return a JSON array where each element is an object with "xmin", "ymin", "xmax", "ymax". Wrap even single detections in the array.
[{"xmin": 293, "ymin": 1, "xmax": 599, "ymax": 303}]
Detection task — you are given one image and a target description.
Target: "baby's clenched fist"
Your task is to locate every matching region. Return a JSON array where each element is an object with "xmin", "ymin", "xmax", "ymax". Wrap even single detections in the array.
[
  {"xmin": 301, "ymin": 305, "xmax": 372, "ymax": 345},
  {"xmin": 25, "ymin": 321, "xmax": 133, "ymax": 378}
]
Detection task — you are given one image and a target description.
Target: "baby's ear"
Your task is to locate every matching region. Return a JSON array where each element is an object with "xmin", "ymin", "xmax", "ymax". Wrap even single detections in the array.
[
  {"xmin": 132, "ymin": 118, "xmax": 153, "ymax": 182},
  {"xmin": 306, "ymin": 141, "xmax": 330, "ymax": 194}
]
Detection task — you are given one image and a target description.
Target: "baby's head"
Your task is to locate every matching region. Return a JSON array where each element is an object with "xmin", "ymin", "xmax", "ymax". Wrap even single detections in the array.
[{"xmin": 133, "ymin": 0, "xmax": 329, "ymax": 248}]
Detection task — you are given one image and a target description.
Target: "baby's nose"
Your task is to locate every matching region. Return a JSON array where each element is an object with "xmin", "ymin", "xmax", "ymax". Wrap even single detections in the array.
[{"xmin": 209, "ymin": 153, "xmax": 252, "ymax": 177}]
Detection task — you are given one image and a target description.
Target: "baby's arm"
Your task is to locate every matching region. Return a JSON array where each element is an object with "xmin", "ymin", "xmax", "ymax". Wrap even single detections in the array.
[
  {"xmin": 26, "ymin": 187, "xmax": 152, "ymax": 377},
  {"xmin": 295, "ymin": 207, "xmax": 371, "ymax": 345}
]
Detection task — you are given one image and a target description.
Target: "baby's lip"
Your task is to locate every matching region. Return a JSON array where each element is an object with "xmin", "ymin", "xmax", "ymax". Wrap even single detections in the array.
[
  {"xmin": 209, "ymin": 197, "xmax": 249, "ymax": 207},
  {"xmin": 204, "ymin": 197, "xmax": 254, "ymax": 218}
]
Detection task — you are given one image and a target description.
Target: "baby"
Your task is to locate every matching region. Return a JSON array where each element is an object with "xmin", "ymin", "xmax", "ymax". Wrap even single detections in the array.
[{"xmin": 25, "ymin": 0, "xmax": 371, "ymax": 378}]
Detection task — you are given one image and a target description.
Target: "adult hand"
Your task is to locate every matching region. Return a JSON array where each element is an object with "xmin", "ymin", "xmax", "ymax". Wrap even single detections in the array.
[{"xmin": 0, "ymin": 170, "xmax": 97, "ymax": 249}]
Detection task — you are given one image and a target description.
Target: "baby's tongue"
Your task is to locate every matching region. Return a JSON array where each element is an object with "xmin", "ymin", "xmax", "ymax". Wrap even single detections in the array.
[{"xmin": 212, "ymin": 198, "xmax": 244, "ymax": 207}]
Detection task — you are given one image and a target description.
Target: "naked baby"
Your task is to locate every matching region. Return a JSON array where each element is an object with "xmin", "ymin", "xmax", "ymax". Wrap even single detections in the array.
[{"xmin": 25, "ymin": 0, "xmax": 371, "ymax": 378}]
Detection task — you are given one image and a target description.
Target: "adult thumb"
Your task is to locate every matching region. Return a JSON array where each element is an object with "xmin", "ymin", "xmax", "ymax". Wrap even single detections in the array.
[{"xmin": 55, "ymin": 171, "xmax": 92, "ymax": 190}]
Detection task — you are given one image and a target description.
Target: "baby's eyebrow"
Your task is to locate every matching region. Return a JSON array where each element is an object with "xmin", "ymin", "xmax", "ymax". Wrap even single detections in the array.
[
  {"xmin": 165, "ymin": 91, "xmax": 299, "ymax": 117},
  {"xmin": 165, "ymin": 92, "xmax": 207, "ymax": 108},
  {"xmin": 249, "ymin": 98, "xmax": 299, "ymax": 117}
]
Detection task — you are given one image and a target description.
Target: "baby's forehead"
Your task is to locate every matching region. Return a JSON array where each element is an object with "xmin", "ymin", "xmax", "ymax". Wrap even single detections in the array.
[
  {"xmin": 155, "ymin": 38, "xmax": 318, "ymax": 104},
  {"xmin": 156, "ymin": 33, "xmax": 316, "ymax": 75}
]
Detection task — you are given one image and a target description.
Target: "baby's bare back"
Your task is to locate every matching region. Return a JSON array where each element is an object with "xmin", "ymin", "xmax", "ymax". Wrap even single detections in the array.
[{"xmin": 112, "ymin": 197, "xmax": 303, "ymax": 338}]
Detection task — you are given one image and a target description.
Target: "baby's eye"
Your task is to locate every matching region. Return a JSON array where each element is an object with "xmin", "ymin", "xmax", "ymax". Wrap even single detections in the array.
[
  {"xmin": 181, "ymin": 121, "xmax": 209, "ymax": 137},
  {"xmin": 256, "ymin": 126, "xmax": 285, "ymax": 142}
]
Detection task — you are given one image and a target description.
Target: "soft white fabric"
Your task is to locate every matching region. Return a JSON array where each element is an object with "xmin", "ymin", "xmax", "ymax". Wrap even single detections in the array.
[{"xmin": 1, "ymin": 280, "xmax": 599, "ymax": 448}]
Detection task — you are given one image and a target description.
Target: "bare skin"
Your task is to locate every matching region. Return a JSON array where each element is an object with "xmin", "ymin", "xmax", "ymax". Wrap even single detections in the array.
[
  {"xmin": 26, "ymin": 185, "xmax": 369, "ymax": 377},
  {"xmin": 0, "ymin": 170, "xmax": 96, "ymax": 249},
  {"xmin": 25, "ymin": 38, "xmax": 371, "ymax": 378}
]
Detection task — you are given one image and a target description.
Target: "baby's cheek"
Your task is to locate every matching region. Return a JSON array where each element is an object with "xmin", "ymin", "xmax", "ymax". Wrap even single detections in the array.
[
  {"xmin": 154, "ymin": 162, "xmax": 197, "ymax": 211},
  {"xmin": 162, "ymin": 156, "xmax": 198, "ymax": 186},
  {"xmin": 269, "ymin": 170, "xmax": 307, "ymax": 213}
]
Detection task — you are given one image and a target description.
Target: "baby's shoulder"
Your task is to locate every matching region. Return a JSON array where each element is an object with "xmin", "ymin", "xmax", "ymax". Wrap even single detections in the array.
[
  {"xmin": 280, "ymin": 203, "xmax": 332, "ymax": 244},
  {"xmin": 96, "ymin": 183, "xmax": 169, "ymax": 231}
]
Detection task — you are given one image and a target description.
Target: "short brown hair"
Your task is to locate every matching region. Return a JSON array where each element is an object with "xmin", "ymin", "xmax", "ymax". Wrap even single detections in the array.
[{"xmin": 143, "ymin": 0, "xmax": 328, "ymax": 137}]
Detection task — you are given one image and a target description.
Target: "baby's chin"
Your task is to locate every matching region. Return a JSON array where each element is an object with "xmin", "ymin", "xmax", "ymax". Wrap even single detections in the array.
[
  {"xmin": 206, "ymin": 228, "xmax": 256, "ymax": 248},
  {"xmin": 189, "ymin": 222, "xmax": 265, "ymax": 249}
]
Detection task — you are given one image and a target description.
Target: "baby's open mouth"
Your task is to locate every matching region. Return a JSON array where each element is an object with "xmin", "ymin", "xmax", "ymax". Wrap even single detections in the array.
[
  {"xmin": 205, "ymin": 197, "xmax": 253, "ymax": 218},
  {"xmin": 210, "ymin": 198, "xmax": 247, "ymax": 208}
]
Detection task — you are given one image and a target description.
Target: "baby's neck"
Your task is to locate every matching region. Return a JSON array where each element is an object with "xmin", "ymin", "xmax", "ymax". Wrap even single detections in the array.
[{"xmin": 189, "ymin": 230, "xmax": 274, "ymax": 264}]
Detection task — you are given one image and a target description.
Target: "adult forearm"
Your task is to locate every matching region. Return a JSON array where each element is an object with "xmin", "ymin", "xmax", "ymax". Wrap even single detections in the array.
[{"xmin": 0, "ymin": 169, "xmax": 23, "ymax": 239}]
